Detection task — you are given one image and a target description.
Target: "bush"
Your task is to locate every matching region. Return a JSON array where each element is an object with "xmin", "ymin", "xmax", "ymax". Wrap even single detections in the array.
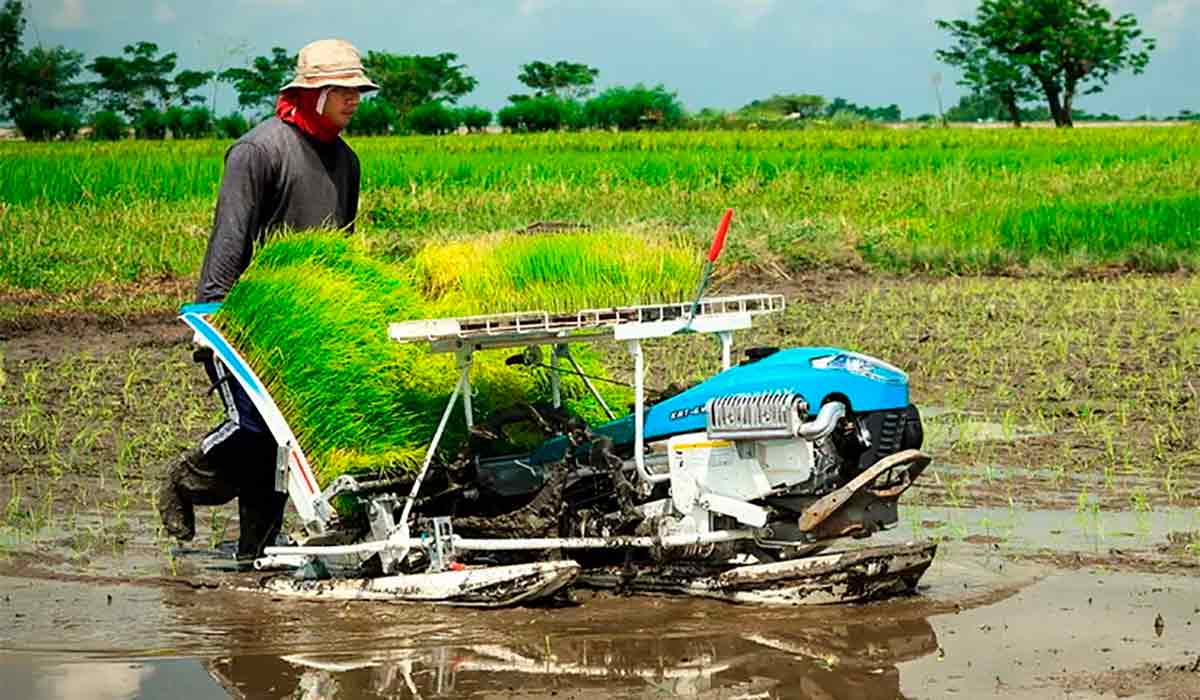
[
  {"xmin": 405, "ymin": 101, "xmax": 458, "ymax": 135},
  {"xmin": 828, "ymin": 109, "xmax": 869, "ymax": 130},
  {"xmin": 680, "ymin": 109, "xmax": 810, "ymax": 131},
  {"xmin": 134, "ymin": 107, "xmax": 167, "ymax": 140},
  {"xmin": 456, "ymin": 106, "xmax": 493, "ymax": 132},
  {"xmin": 216, "ymin": 112, "xmax": 250, "ymax": 140},
  {"xmin": 346, "ymin": 98, "xmax": 396, "ymax": 136},
  {"xmin": 497, "ymin": 96, "xmax": 578, "ymax": 132},
  {"xmin": 823, "ymin": 98, "xmax": 901, "ymax": 122},
  {"xmin": 584, "ymin": 84, "xmax": 684, "ymax": 131},
  {"xmin": 89, "ymin": 110, "xmax": 127, "ymax": 141},
  {"xmin": 681, "ymin": 108, "xmax": 729, "ymax": 130},
  {"xmin": 163, "ymin": 106, "xmax": 187, "ymax": 138},
  {"xmin": 180, "ymin": 106, "xmax": 213, "ymax": 138},
  {"xmin": 14, "ymin": 108, "xmax": 81, "ymax": 141},
  {"xmin": 161, "ymin": 106, "xmax": 211, "ymax": 139},
  {"xmin": 741, "ymin": 94, "xmax": 827, "ymax": 119}
]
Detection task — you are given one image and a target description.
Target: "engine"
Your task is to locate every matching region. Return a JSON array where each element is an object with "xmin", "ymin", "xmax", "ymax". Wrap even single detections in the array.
[{"xmin": 461, "ymin": 346, "xmax": 925, "ymax": 557}]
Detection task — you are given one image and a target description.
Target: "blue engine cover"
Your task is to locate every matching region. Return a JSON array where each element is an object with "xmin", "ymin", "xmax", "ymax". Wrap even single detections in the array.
[
  {"xmin": 643, "ymin": 347, "xmax": 910, "ymax": 441},
  {"xmin": 528, "ymin": 346, "xmax": 912, "ymax": 467}
]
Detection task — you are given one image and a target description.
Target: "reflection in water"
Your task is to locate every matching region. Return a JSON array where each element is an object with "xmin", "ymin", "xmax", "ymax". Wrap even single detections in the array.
[
  {"xmin": 38, "ymin": 662, "xmax": 153, "ymax": 700},
  {"xmin": 204, "ymin": 617, "xmax": 938, "ymax": 699}
]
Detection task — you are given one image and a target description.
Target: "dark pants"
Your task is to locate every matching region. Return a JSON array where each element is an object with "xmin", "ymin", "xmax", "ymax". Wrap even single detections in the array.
[{"xmin": 160, "ymin": 352, "xmax": 287, "ymax": 559}]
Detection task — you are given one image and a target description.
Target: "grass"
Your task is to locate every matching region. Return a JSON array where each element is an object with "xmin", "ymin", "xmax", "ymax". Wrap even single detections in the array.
[
  {"xmin": 0, "ymin": 199, "xmax": 209, "ymax": 294},
  {"xmin": 2, "ymin": 127, "xmax": 1199, "ymax": 320}
]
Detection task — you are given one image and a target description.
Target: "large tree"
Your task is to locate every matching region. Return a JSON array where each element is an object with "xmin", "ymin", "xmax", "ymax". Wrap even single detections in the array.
[
  {"xmin": 517, "ymin": 60, "xmax": 599, "ymax": 100},
  {"xmin": 0, "ymin": 0, "xmax": 87, "ymax": 137},
  {"xmin": 172, "ymin": 69, "xmax": 215, "ymax": 107},
  {"xmin": 218, "ymin": 46, "xmax": 293, "ymax": 116},
  {"xmin": 0, "ymin": 0, "xmax": 22, "ymax": 83},
  {"xmin": 584, "ymin": 84, "xmax": 684, "ymax": 131},
  {"xmin": 936, "ymin": 0, "xmax": 1155, "ymax": 127},
  {"xmin": 89, "ymin": 42, "xmax": 178, "ymax": 117},
  {"xmin": 936, "ymin": 32, "xmax": 1040, "ymax": 126},
  {"xmin": 363, "ymin": 51, "xmax": 478, "ymax": 117},
  {"xmin": 9, "ymin": 46, "xmax": 87, "ymax": 111}
]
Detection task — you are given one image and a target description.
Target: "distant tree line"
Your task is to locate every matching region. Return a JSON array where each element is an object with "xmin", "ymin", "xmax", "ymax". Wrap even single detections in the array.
[
  {"xmin": 736, "ymin": 94, "xmax": 902, "ymax": 123},
  {"xmin": 941, "ymin": 92, "xmax": 1131, "ymax": 123},
  {"xmin": 0, "ymin": 1, "xmax": 694, "ymax": 140},
  {"xmin": 0, "ymin": 0, "xmax": 1178, "ymax": 140}
]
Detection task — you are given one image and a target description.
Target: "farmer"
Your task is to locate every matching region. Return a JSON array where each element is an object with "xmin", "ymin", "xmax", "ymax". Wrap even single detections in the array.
[{"xmin": 157, "ymin": 39, "xmax": 378, "ymax": 563}]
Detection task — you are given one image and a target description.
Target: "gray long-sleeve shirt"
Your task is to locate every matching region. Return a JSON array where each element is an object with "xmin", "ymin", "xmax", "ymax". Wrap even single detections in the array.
[{"xmin": 195, "ymin": 117, "xmax": 361, "ymax": 303}]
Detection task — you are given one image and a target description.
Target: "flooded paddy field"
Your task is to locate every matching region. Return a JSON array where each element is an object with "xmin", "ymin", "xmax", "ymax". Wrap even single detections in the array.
[
  {"xmin": 2, "ymin": 273, "xmax": 1198, "ymax": 698},
  {"xmin": 1, "ymin": 505, "xmax": 1197, "ymax": 699}
]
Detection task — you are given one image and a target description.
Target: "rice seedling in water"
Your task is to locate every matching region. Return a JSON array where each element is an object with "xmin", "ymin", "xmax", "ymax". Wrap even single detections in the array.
[{"xmin": 216, "ymin": 229, "xmax": 697, "ymax": 484}]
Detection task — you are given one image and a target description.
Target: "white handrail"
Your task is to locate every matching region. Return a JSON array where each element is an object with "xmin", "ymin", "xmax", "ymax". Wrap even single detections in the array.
[{"xmin": 388, "ymin": 293, "xmax": 785, "ymax": 346}]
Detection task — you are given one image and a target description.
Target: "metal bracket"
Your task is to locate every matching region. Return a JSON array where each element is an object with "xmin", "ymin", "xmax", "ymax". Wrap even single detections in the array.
[
  {"xmin": 627, "ymin": 339, "xmax": 669, "ymax": 486},
  {"xmin": 368, "ymin": 495, "xmax": 401, "ymax": 573},
  {"xmin": 718, "ymin": 331, "xmax": 733, "ymax": 370},
  {"xmin": 457, "ymin": 349, "xmax": 475, "ymax": 430},
  {"xmin": 428, "ymin": 516, "xmax": 456, "ymax": 572},
  {"xmin": 550, "ymin": 344, "xmax": 563, "ymax": 408},
  {"xmin": 799, "ymin": 449, "xmax": 931, "ymax": 533},
  {"xmin": 697, "ymin": 492, "xmax": 769, "ymax": 528},
  {"xmin": 274, "ymin": 442, "xmax": 290, "ymax": 494}
]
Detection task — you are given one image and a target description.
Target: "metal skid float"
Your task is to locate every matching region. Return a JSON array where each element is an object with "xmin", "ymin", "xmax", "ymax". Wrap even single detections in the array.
[{"xmin": 179, "ymin": 214, "xmax": 936, "ymax": 607}]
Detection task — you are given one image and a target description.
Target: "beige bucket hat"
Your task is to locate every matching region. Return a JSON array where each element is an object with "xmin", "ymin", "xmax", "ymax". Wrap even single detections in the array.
[{"xmin": 281, "ymin": 39, "xmax": 379, "ymax": 92}]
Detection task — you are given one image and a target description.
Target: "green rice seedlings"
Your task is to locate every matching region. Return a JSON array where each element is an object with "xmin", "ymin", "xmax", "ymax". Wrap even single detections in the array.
[
  {"xmin": 208, "ymin": 509, "xmax": 229, "ymax": 550},
  {"xmin": 409, "ymin": 228, "xmax": 699, "ymax": 314},
  {"xmin": 216, "ymin": 230, "xmax": 695, "ymax": 485}
]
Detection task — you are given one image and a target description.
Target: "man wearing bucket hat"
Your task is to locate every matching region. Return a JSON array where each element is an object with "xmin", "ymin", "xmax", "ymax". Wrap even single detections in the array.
[{"xmin": 158, "ymin": 39, "xmax": 379, "ymax": 564}]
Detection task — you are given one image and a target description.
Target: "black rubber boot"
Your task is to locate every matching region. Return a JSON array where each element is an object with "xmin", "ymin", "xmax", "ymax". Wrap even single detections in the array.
[
  {"xmin": 157, "ymin": 447, "xmax": 204, "ymax": 541},
  {"xmin": 157, "ymin": 446, "xmax": 239, "ymax": 542},
  {"xmin": 236, "ymin": 491, "xmax": 289, "ymax": 563}
]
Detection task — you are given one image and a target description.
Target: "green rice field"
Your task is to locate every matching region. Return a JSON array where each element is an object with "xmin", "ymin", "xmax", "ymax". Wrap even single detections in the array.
[
  {"xmin": 2, "ymin": 126, "xmax": 1198, "ymax": 319},
  {"xmin": 2, "ymin": 125, "xmax": 1198, "ymax": 544}
]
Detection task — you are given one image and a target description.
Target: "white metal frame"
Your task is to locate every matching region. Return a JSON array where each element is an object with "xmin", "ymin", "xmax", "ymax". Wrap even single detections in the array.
[{"xmin": 387, "ymin": 294, "xmax": 784, "ymax": 497}]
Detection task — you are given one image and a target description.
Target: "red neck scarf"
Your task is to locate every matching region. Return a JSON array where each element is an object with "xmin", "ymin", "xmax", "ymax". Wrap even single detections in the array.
[{"xmin": 276, "ymin": 88, "xmax": 342, "ymax": 143}]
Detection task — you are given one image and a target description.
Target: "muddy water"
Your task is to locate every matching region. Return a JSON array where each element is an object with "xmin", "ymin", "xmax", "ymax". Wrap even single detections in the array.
[
  {"xmin": 3, "ymin": 514, "xmax": 1200, "ymax": 699},
  {"xmin": 904, "ymin": 504, "xmax": 1200, "ymax": 553}
]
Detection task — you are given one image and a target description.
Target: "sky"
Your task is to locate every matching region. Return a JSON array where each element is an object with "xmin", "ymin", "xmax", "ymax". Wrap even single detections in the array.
[{"xmin": 23, "ymin": 0, "xmax": 1200, "ymax": 118}]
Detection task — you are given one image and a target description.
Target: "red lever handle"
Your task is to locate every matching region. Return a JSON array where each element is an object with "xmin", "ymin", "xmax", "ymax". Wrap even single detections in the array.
[{"xmin": 707, "ymin": 209, "xmax": 734, "ymax": 262}]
